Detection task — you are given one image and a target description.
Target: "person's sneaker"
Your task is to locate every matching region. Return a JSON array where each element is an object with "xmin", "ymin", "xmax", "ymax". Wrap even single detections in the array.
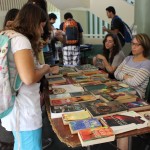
[{"xmin": 42, "ymin": 138, "xmax": 52, "ymax": 150}]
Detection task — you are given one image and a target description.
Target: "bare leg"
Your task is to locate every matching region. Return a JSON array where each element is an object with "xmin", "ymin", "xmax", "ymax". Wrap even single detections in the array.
[{"xmin": 117, "ymin": 137, "xmax": 129, "ymax": 150}]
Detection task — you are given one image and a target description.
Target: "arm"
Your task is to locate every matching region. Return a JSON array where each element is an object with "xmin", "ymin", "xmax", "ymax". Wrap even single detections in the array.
[
  {"xmin": 103, "ymin": 27, "xmax": 120, "ymax": 34},
  {"xmin": 114, "ymin": 59, "xmax": 127, "ymax": 80},
  {"xmin": 14, "ymin": 49, "xmax": 50, "ymax": 85},
  {"xmin": 96, "ymin": 54, "xmax": 117, "ymax": 73},
  {"xmin": 123, "ymin": 69, "xmax": 150, "ymax": 87}
]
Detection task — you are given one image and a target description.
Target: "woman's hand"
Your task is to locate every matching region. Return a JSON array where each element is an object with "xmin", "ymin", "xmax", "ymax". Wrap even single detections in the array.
[
  {"xmin": 123, "ymin": 74, "xmax": 132, "ymax": 80},
  {"xmin": 96, "ymin": 54, "xmax": 106, "ymax": 61},
  {"xmin": 50, "ymin": 66, "xmax": 59, "ymax": 74}
]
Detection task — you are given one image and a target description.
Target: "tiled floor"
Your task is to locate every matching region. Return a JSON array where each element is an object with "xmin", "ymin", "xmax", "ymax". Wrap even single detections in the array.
[{"xmin": 1, "ymin": 109, "xmax": 150, "ymax": 150}]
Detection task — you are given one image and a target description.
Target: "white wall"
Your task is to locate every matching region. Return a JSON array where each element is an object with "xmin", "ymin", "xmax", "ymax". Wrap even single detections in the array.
[
  {"xmin": 90, "ymin": 0, "xmax": 134, "ymax": 26},
  {"xmin": 0, "ymin": 11, "xmax": 7, "ymax": 29}
]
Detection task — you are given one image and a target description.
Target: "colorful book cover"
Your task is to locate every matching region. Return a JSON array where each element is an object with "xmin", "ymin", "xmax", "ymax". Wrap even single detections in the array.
[
  {"xmin": 69, "ymin": 118, "xmax": 102, "ymax": 134},
  {"xmin": 52, "ymin": 84, "xmax": 84, "ymax": 94},
  {"xmin": 78, "ymin": 126, "xmax": 115, "ymax": 146},
  {"xmin": 138, "ymin": 111, "xmax": 150, "ymax": 126},
  {"xmin": 62, "ymin": 110, "xmax": 91, "ymax": 122},
  {"xmin": 75, "ymin": 64, "xmax": 98, "ymax": 72},
  {"xmin": 59, "ymin": 66, "xmax": 76, "ymax": 75},
  {"xmin": 123, "ymin": 100, "xmax": 150, "ymax": 111},
  {"xmin": 81, "ymin": 100, "xmax": 128, "ymax": 118},
  {"xmin": 101, "ymin": 111, "xmax": 148, "ymax": 134},
  {"xmin": 50, "ymin": 103, "xmax": 85, "ymax": 118},
  {"xmin": 83, "ymin": 84, "xmax": 107, "ymax": 91},
  {"xmin": 48, "ymin": 77, "xmax": 66, "ymax": 84}
]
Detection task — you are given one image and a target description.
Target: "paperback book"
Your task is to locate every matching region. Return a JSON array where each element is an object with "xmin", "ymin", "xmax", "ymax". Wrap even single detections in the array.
[
  {"xmin": 81, "ymin": 99, "xmax": 128, "ymax": 118},
  {"xmin": 123, "ymin": 100, "xmax": 150, "ymax": 112},
  {"xmin": 138, "ymin": 111, "xmax": 150, "ymax": 126},
  {"xmin": 100, "ymin": 111, "xmax": 149, "ymax": 134},
  {"xmin": 50, "ymin": 103, "xmax": 85, "ymax": 118},
  {"xmin": 78, "ymin": 126, "xmax": 115, "ymax": 146},
  {"xmin": 52, "ymin": 84, "xmax": 84, "ymax": 94},
  {"xmin": 62, "ymin": 110, "xmax": 91, "ymax": 125},
  {"xmin": 69, "ymin": 118, "xmax": 102, "ymax": 134},
  {"xmin": 83, "ymin": 83, "xmax": 107, "ymax": 92},
  {"xmin": 48, "ymin": 76, "xmax": 66, "ymax": 84},
  {"xmin": 75, "ymin": 64, "xmax": 98, "ymax": 72}
]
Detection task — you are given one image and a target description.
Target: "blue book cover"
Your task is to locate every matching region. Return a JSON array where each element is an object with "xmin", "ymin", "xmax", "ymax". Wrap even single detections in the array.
[{"xmin": 69, "ymin": 118, "xmax": 102, "ymax": 134}]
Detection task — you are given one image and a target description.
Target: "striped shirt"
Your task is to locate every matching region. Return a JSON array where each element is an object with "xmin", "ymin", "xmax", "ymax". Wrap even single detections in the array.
[{"xmin": 114, "ymin": 56, "xmax": 150, "ymax": 98}]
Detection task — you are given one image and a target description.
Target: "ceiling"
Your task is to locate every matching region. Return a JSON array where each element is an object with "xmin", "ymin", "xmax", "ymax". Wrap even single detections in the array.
[{"xmin": 47, "ymin": 0, "xmax": 90, "ymax": 10}]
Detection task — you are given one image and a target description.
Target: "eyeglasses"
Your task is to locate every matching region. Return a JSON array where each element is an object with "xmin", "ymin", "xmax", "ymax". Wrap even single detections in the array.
[{"xmin": 131, "ymin": 42, "xmax": 141, "ymax": 47}]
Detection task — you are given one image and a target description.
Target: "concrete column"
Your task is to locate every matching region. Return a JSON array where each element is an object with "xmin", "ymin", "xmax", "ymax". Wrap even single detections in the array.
[{"xmin": 134, "ymin": 0, "xmax": 150, "ymax": 37}]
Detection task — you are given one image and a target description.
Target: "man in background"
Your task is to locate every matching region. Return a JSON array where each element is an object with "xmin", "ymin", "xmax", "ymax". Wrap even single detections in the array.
[
  {"xmin": 60, "ymin": 12, "xmax": 83, "ymax": 66},
  {"xmin": 103, "ymin": 6, "xmax": 132, "ymax": 56}
]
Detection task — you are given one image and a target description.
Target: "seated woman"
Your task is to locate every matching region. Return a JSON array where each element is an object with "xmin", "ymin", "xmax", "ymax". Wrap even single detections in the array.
[
  {"xmin": 114, "ymin": 33, "xmax": 150, "ymax": 99},
  {"xmin": 114, "ymin": 33, "xmax": 150, "ymax": 150},
  {"xmin": 93, "ymin": 33, "xmax": 125, "ymax": 78}
]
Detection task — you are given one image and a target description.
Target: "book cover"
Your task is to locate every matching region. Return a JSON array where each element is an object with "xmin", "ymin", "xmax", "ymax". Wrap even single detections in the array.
[
  {"xmin": 50, "ymin": 103, "xmax": 85, "ymax": 118},
  {"xmin": 75, "ymin": 64, "xmax": 98, "ymax": 72},
  {"xmin": 69, "ymin": 118, "xmax": 102, "ymax": 134},
  {"xmin": 78, "ymin": 126, "xmax": 115, "ymax": 146},
  {"xmin": 62, "ymin": 110, "xmax": 91, "ymax": 125},
  {"xmin": 49, "ymin": 93, "xmax": 71, "ymax": 100},
  {"xmin": 91, "ymin": 88, "xmax": 115, "ymax": 100},
  {"xmin": 99, "ymin": 92, "xmax": 138, "ymax": 103},
  {"xmin": 138, "ymin": 111, "xmax": 150, "ymax": 126},
  {"xmin": 101, "ymin": 111, "xmax": 148, "ymax": 134},
  {"xmin": 81, "ymin": 100, "xmax": 128, "ymax": 118},
  {"xmin": 123, "ymin": 100, "xmax": 150, "ymax": 112},
  {"xmin": 48, "ymin": 77, "xmax": 66, "ymax": 84},
  {"xmin": 52, "ymin": 84, "xmax": 84, "ymax": 94},
  {"xmin": 72, "ymin": 75, "xmax": 92, "ymax": 83},
  {"xmin": 59, "ymin": 66, "xmax": 76, "ymax": 75},
  {"xmin": 83, "ymin": 84, "xmax": 107, "ymax": 92}
]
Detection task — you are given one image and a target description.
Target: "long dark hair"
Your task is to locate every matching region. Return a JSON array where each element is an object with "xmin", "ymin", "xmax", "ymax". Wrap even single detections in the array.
[
  {"xmin": 3, "ymin": 8, "xmax": 19, "ymax": 28},
  {"xmin": 103, "ymin": 33, "xmax": 121, "ymax": 64},
  {"xmin": 9, "ymin": 3, "xmax": 48, "ymax": 58},
  {"xmin": 27, "ymin": 0, "xmax": 50, "ymax": 40}
]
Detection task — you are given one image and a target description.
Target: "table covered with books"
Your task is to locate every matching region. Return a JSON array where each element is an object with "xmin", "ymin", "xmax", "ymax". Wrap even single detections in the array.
[{"xmin": 45, "ymin": 64, "xmax": 150, "ymax": 148}]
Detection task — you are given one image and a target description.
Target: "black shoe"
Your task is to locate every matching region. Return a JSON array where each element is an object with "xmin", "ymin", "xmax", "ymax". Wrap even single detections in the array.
[{"xmin": 42, "ymin": 138, "xmax": 52, "ymax": 150}]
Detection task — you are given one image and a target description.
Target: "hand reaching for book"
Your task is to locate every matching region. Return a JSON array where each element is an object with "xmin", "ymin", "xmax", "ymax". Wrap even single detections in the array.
[{"xmin": 50, "ymin": 66, "xmax": 59, "ymax": 75}]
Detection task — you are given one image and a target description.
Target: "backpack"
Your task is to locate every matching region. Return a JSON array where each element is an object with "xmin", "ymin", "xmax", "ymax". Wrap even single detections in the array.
[
  {"xmin": 113, "ymin": 16, "xmax": 132, "ymax": 43},
  {"xmin": 63, "ymin": 19, "xmax": 79, "ymax": 45},
  {"xmin": 0, "ymin": 30, "xmax": 22, "ymax": 119}
]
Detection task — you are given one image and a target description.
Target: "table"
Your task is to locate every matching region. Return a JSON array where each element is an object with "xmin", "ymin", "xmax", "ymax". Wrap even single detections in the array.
[{"xmin": 45, "ymin": 94, "xmax": 150, "ymax": 148}]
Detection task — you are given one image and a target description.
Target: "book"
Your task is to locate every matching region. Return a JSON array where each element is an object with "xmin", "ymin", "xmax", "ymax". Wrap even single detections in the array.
[
  {"xmin": 59, "ymin": 66, "xmax": 76, "ymax": 75},
  {"xmin": 48, "ymin": 76, "xmax": 66, "ymax": 84},
  {"xmin": 83, "ymin": 83, "xmax": 107, "ymax": 92},
  {"xmin": 81, "ymin": 99, "xmax": 128, "ymax": 118},
  {"xmin": 69, "ymin": 118, "xmax": 102, "ymax": 134},
  {"xmin": 78, "ymin": 126, "xmax": 115, "ymax": 146},
  {"xmin": 99, "ymin": 92, "xmax": 138, "ymax": 103},
  {"xmin": 50, "ymin": 103, "xmax": 85, "ymax": 118},
  {"xmin": 75, "ymin": 64, "xmax": 98, "ymax": 72},
  {"xmin": 62, "ymin": 110, "xmax": 91, "ymax": 125},
  {"xmin": 72, "ymin": 75, "xmax": 92, "ymax": 83},
  {"xmin": 50, "ymin": 91, "xmax": 96, "ymax": 106},
  {"xmin": 82, "ymin": 70, "xmax": 100, "ymax": 76},
  {"xmin": 138, "ymin": 111, "xmax": 150, "ymax": 126},
  {"xmin": 52, "ymin": 84, "xmax": 84, "ymax": 94},
  {"xmin": 49, "ymin": 93, "xmax": 71, "ymax": 100},
  {"xmin": 109, "ymin": 83, "xmax": 136, "ymax": 94},
  {"xmin": 91, "ymin": 88, "xmax": 115, "ymax": 100},
  {"xmin": 123, "ymin": 100, "xmax": 150, "ymax": 112},
  {"xmin": 100, "ymin": 111, "xmax": 149, "ymax": 134}
]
